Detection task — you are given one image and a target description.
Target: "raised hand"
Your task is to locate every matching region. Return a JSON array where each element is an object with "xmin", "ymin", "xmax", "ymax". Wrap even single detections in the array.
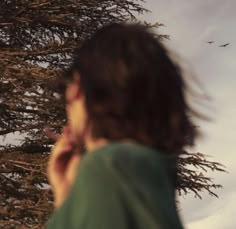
[{"xmin": 47, "ymin": 126, "xmax": 82, "ymax": 209}]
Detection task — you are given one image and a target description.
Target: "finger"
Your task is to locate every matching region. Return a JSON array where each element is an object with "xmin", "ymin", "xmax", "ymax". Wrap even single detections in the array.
[
  {"xmin": 53, "ymin": 151, "xmax": 73, "ymax": 174},
  {"xmin": 66, "ymin": 153, "xmax": 81, "ymax": 186},
  {"xmin": 47, "ymin": 150, "xmax": 73, "ymax": 187},
  {"xmin": 62, "ymin": 125, "xmax": 71, "ymax": 136},
  {"xmin": 44, "ymin": 127, "xmax": 59, "ymax": 141}
]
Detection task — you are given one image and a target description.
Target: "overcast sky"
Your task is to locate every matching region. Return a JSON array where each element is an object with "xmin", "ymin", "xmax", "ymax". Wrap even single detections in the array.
[{"xmin": 141, "ymin": 0, "xmax": 236, "ymax": 228}]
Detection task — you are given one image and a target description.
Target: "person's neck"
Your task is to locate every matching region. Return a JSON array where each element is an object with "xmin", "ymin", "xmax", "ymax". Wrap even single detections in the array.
[
  {"xmin": 83, "ymin": 127, "xmax": 135, "ymax": 153},
  {"xmin": 84, "ymin": 131, "xmax": 109, "ymax": 153}
]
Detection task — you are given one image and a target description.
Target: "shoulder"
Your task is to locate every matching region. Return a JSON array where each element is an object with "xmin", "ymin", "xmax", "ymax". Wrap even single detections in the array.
[
  {"xmin": 79, "ymin": 142, "xmax": 169, "ymax": 180},
  {"xmin": 82, "ymin": 142, "xmax": 164, "ymax": 165}
]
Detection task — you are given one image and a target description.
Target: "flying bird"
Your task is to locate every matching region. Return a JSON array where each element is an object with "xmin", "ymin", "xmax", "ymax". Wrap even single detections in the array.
[
  {"xmin": 207, "ymin": 41, "xmax": 214, "ymax": 44},
  {"xmin": 219, "ymin": 43, "xmax": 230, "ymax": 47}
]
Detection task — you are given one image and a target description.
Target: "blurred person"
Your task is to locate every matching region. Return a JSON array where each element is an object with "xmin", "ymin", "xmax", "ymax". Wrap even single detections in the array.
[{"xmin": 46, "ymin": 23, "xmax": 198, "ymax": 229}]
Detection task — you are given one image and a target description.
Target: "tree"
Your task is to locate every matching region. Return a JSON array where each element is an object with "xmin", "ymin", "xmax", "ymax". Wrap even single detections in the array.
[{"xmin": 0, "ymin": 0, "xmax": 225, "ymax": 228}]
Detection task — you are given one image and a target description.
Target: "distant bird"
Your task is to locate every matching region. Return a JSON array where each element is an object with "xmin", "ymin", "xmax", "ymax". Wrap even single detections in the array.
[
  {"xmin": 207, "ymin": 41, "xmax": 214, "ymax": 44},
  {"xmin": 219, "ymin": 43, "xmax": 230, "ymax": 47}
]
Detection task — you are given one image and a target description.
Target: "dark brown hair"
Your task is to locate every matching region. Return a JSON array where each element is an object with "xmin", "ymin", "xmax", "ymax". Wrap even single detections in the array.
[{"xmin": 66, "ymin": 23, "xmax": 197, "ymax": 154}]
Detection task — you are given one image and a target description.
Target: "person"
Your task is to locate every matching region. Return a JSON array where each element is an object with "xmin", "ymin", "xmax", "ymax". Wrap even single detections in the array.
[{"xmin": 46, "ymin": 23, "xmax": 198, "ymax": 229}]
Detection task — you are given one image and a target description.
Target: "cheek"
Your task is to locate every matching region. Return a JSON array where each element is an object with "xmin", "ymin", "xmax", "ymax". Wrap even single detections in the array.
[
  {"xmin": 67, "ymin": 105, "xmax": 79, "ymax": 128},
  {"xmin": 66, "ymin": 102, "xmax": 87, "ymax": 136}
]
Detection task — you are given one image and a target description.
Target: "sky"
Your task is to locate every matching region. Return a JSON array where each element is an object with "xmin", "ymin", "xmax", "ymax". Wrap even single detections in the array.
[{"xmin": 141, "ymin": 0, "xmax": 236, "ymax": 228}]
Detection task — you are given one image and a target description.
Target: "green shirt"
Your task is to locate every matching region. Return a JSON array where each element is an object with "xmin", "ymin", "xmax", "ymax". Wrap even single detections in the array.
[{"xmin": 46, "ymin": 142, "xmax": 184, "ymax": 229}]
